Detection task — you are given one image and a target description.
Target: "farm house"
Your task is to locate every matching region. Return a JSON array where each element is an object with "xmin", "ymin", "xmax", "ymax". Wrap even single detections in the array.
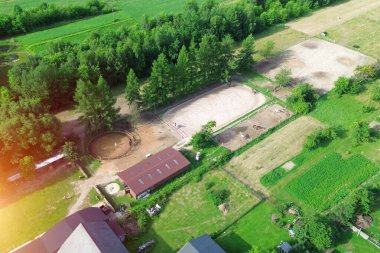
[{"xmin": 117, "ymin": 147, "xmax": 190, "ymax": 199}]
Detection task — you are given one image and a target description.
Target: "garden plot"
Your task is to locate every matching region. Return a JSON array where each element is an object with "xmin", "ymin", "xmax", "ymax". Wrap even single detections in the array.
[
  {"xmin": 225, "ymin": 116, "xmax": 322, "ymax": 195},
  {"xmin": 255, "ymin": 38, "xmax": 375, "ymax": 93},
  {"xmin": 214, "ymin": 104, "xmax": 292, "ymax": 151},
  {"xmin": 163, "ymin": 83, "xmax": 267, "ymax": 138}
]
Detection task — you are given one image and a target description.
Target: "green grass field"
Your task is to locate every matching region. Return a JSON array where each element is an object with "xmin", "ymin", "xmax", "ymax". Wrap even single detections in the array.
[
  {"xmin": 0, "ymin": 0, "xmax": 85, "ymax": 14},
  {"xmin": 319, "ymin": 6, "xmax": 380, "ymax": 59},
  {"xmin": 335, "ymin": 232, "xmax": 380, "ymax": 253},
  {"xmin": 0, "ymin": 171, "xmax": 80, "ymax": 252},
  {"xmin": 215, "ymin": 201, "xmax": 289, "ymax": 252},
  {"xmin": 287, "ymin": 153, "xmax": 379, "ymax": 212},
  {"xmin": 9, "ymin": 0, "xmax": 220, "ymax": 53},
  {"xmin": 126, "ymin": 169, "xmax": 258, "ymax": 253}
]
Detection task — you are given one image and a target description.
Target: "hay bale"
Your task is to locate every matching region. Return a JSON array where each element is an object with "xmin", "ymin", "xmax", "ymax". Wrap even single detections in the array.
[{"xmin": 271, "ymin": 214, "xmax": 279, "ymax": 222}]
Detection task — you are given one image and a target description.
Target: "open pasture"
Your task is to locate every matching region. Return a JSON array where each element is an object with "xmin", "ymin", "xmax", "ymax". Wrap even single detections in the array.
[
  {"xmin": 320, "ymin": 6, "xmax": 380, "ymax": 59},
  {"xmin": 256, "ymin": 38, "xmax": 375, "ymax": 93},
  {"xmin": 286, "ymin": 152, "xmax": 379, "ymax": 212},
  {"xmin": 287, "ymin": 0, "xmax": 380, "ymax": 35},
  {"xmin": 225, "ymin": 116, "xmax": 322, "ymax": 195},
  {"xmin": 126, "ymin": 169, "xmax": 258, "ymax": 253},
  {"xmin": 163, "ymin": 83, "xmax": 267, "ymax": 138},
  {"xmin": 214, "ymin": 104, "xmax": 292, "ymax": 151},
  {"xmin": 10, "ymin": 0, "xmax": 216, "ymax": 52}
]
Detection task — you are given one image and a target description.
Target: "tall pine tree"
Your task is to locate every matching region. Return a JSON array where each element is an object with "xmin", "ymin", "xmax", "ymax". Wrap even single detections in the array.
[
  {"xmin": 75, "ymin": 76, "xmax": 120, "ymax": 131},
  {"xmin": 125, "ymin": 69, "xmax": 140, "ymax": 105}
]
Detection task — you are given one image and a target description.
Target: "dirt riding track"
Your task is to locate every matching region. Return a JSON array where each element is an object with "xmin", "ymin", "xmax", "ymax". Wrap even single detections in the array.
[
  {"xmin": 256, "ymin": 38, "xmax": 375, "ymax": 93},
  {"xmin": 89, "ymin": 132, "xmax": 131, "ymax": 160},
  {"xmin": 214, "ymin": 104, "xmax": 293, "ymax": 151},
  {"xmin": 163, "ymin": 83, "xmax": 267, "ymax": 138},
  {"xmin": 287, "ymin": 0, "xmax": 380, "ymax": 35}
]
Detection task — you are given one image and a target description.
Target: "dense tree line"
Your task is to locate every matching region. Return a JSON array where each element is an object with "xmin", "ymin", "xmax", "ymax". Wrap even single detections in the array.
[{"xmin": 0, "ymin": 0, "xmax": 111, "ymax": 38}]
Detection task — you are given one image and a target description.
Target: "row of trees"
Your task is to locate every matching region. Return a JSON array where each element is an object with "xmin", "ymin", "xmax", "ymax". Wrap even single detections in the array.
[
  {"xmin": 7, "ymin": 0, "xmax": 326, "ymax": 113},
  {"xmin": 0, "ymin": 0, "xmax": 111, "ymax": 37}
]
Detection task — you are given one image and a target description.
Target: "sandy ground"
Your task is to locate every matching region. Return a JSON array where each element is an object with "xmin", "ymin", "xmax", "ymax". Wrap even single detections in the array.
[
  {"xmin": 89, "ymin": 132, "xmax": 131, "ymax": 160},
  {"xmin": 214, "ymin": 104, "xmax": 293, "ymax": 151},
  {"xmin": 256, "ymin": 38, "xmax": 375, "ymax": 93},
  {"xmin": 163, "ymin": 83, "xmax": 267, "ymax": 138},
  {"xmin": 69, "ymin": 117, "xmax": 178, "ymax": 214},
  {"xmin": 287, "ymin": 0, "xmax": 380, "ymax": 35},
  {"xmin": 225, "ymin": 116, "xmax": 323, "ymax": 195}
]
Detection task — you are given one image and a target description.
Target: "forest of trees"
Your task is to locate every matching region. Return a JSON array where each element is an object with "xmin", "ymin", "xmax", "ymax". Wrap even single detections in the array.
[
  {"xmin": 0, "ymin": 0, "xmax": 342, "ymax": 177},
  {"xmin": 0, "ymin": 0, "xmax": 111, "ymax": 38}
]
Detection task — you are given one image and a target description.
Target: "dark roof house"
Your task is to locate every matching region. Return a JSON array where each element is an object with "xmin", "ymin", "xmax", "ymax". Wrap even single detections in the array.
[
  {"xmin": 178, "ymin": 234, "xmax": 226, "ymax": 253},
  {"xmin": 278, "ymin": 242, "xmax": 292, "ymax": 253},
  {"xmin": 10, "ymin": 207, "xmax": 128, "ymax": 253},
  {"xmin": 118, "ymin": 147, "xmax": 190, "ymax": 199}
]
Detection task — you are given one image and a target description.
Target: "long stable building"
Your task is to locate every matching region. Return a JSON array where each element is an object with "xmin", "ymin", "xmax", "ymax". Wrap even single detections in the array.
[{"xmin": 118, "ymin": 147, "xmax": 190, "ymax": 199}]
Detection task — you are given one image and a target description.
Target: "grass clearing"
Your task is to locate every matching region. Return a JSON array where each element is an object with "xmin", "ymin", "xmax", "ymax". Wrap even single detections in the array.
[
  {"xmin": 287, "ymin": 152, "xmax": 379, "ymax": 212},
  {"xmin": 0, "ymin": 0, "xmax": 84, "ymax": 14},
  {"xmin": 126, "ymin": 169, "xmax": 258, "ymax": 253},
  {"xmin": 335, "ymin": 232, "xmax": 380, "ymax": 253},
  {"xmin": 254, "ymin": 26, "xmax": 309, "ymax": 62},
  {"xmin": 215, "ymin": 201, "xmax": 289, "ymax": 252},
  {"xmin": 0, "ymin": 170, "xmax": 80, "ymax": 252},
  {"xmin": 320, "ymin": 6, "xmax": 380, "ymax": 59},
  {"xmin": 225, "ymin": 116, "xmax": 322, "ymax": 194}
]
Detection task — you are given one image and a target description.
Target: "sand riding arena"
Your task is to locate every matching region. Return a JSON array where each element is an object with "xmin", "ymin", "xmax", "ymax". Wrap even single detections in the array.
[
  {"xmin": 88, "ymin": 131, "xmax": 140, "ymax": 160},
  {"xmin": 162, "ymin": 83, "xmax": 267, "ymax": 138},
  {"xmin": 255, "ymin": 38, "xmax": 375, "ymax": 93}
]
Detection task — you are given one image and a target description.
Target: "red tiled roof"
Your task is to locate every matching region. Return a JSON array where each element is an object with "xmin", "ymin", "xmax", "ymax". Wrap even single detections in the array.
[{"xmin": 117, "ymin": 147, "xmax": 190, "ymax": 197}]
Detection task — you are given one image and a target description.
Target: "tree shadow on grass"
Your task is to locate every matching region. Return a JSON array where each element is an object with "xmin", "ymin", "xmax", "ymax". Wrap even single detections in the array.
[{"xmin": 216, "ymin": 231, "xmax": 252, "ymax": 253}]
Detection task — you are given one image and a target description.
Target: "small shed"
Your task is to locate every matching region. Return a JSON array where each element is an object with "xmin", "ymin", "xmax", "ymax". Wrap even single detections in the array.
[{"xmin": 277, "ymin": 242, "xmax": 292, "ymax": 253}]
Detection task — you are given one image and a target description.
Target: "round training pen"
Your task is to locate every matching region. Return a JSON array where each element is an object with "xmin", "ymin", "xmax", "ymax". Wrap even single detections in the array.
[{"xmin": 88, "ymin": 131, "xmax": 133, "ymax": 160}]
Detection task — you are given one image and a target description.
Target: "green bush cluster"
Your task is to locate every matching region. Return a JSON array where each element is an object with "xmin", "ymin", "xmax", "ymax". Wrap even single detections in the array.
[
  {"xmin": 207, "ymin": 189, "xmax": 230, "ymax": 206},
  {"xmin": 260, "ymin": 167, "xmax": 286, "ymax": 187},
  {"xmin": 335, "ymin": 64, "xmax": 380, "ymax": 96},
  {"xmin": 304, "ymin": 127, "xmax": 337, "ymax": 150},
  {"xmin": 287, "ymin": 83, "xmax": 319, "ymax": 114}
]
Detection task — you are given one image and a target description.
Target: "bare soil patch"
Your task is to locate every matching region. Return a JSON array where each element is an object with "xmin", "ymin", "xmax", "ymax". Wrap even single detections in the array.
[
  {"xmin": 225, "ymin": 116, "xmax": 323, "ymax": 195},
  {"xmin": 282, "ymin": 161, "xmax": 296, "ymax": 171},
  {"xmin": 88, "ymin": 132, "xmax": 132, "ymax": 160},
  {"xmin": 163, "ymin": 83, "xmax": 267, "ymax": 138},
  {"xmin": 214, "ymin": 104, "xmax": 293, "ymax": 151},
  {"xmin": 255, "ymin": 38, "xmax": 375, "ymax": 93},
  {"xmin": 287, "ymin": 0, "xmax": 380, "ymax": 35}
]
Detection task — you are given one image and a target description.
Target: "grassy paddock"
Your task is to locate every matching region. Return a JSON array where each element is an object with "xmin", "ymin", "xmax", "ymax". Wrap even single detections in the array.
[
  {"xmin": 319, "ymin": 6, "xmax": 380, "ymax": 59},
  {"xmin": 0, "ymin": 171, "xmax": 80, "ymax": 252},
  {"xmin": 287, "ymin": 153, "xmax": 379, "ymax": 212},
  {"xmin": 126, "ymin": 169, "xmax": 258, "ymax": 253},
  {"xmin": 216, "ymin": 201, "xmax": 289, "ymax": 252}
]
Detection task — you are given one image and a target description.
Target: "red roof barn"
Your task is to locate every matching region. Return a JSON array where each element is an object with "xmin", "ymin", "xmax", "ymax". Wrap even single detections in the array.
[{"xmin": 117, "ymin": 147, "xmax": 190, "ymax": 199}]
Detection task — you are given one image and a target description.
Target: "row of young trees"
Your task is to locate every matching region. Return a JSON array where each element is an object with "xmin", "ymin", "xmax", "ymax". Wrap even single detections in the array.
[{"xmin": 0, "ymin": 0, "xmax": 111, "ymax": 37}]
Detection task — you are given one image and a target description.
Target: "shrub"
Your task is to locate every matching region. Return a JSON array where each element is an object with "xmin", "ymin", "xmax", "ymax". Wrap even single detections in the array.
[
  {"xmin": 191, "ymin": 121, "xmax": 216, "ymax": 149},
  {"xmin": 205, "ymin": 181, "xmax": 215, "ymax": 190},
  {"xmin": 261, "ymin": 41, "xmax": 275, "ymax": 58},
  {"xmin": 371, "ymin": 86, "xmax": 380, "ymax": 101},
  {"xmin": 334, "ymin": 75, "xmax": 365, "ymax": 96},
  {"xmin": 352, "ymin": 121, "xmax": 370, "ymax": 144},
  {"xmin": 208, "ymin": 189, "xmax": 230, "ymax": 206},
  {"xmin": 287, "ymin": 83, "xmax": 319, "ymax": 114},
  {"xmin": 304, "ymin": 128, "xmax": 338, "ymax": 150},
  {"xmin": 274, "ymin": 68, "xmax": 292, "ymax": 87},
  {"xmin": 260, "ymin": 167, "xmax": 286, "ymax": 187}
]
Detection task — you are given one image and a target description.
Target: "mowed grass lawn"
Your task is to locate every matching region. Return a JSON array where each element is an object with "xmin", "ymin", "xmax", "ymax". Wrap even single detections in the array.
[
  {"xmin": 287, "ymin": 152, "xmax": 379, "ymax": 212},
  {"xmin": 126, "ymin": 169, "xmax": 258, "ymax": 253},
  {"xmin": 0, "ymin": 171, "xmax": 80, "ymax": 252},
  {"xmin": 319, "ymin": 6, "xmax": 380, "ymax": 59},
  {"xmin": 215, "ymin": 201, "xmax": 288, "ymax": 252}
]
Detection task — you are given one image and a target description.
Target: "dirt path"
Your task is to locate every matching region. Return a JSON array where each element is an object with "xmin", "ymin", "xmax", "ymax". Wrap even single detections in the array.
[{"xmin": 287, "ymin": 0, "xmax": 380, "ymax": 35}]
